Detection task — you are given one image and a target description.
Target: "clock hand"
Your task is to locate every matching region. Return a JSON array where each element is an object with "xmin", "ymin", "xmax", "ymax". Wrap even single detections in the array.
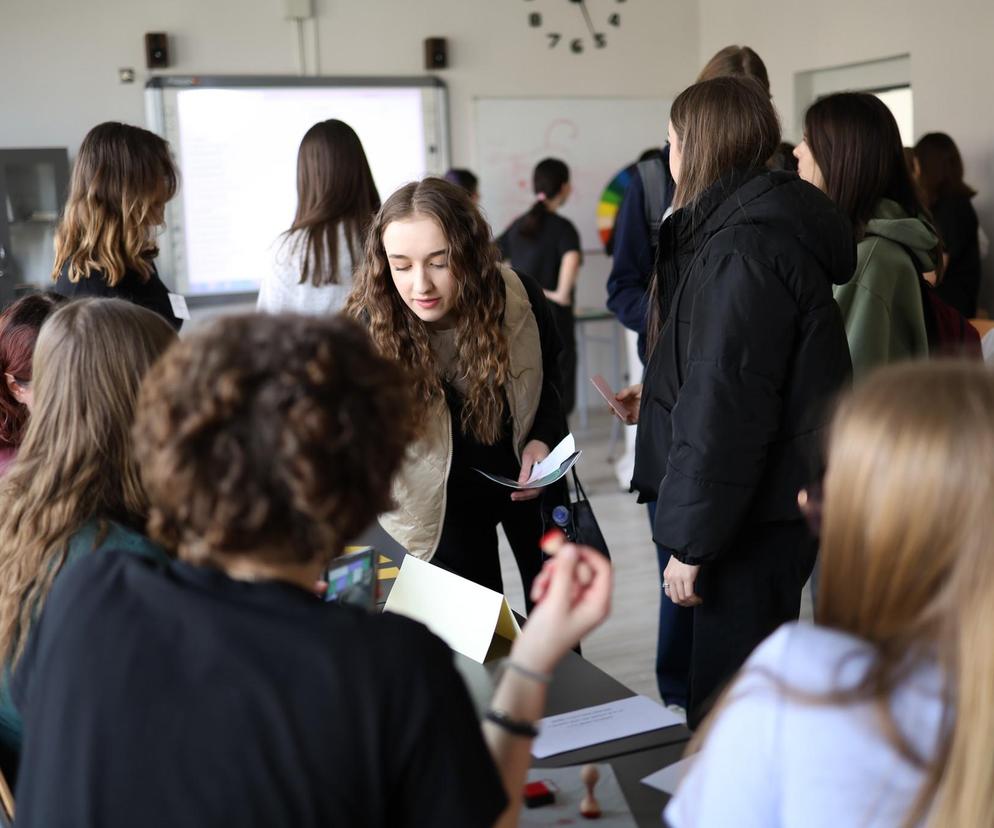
[{"xmin": 576, "ymin": 0, "xmax": 598, "ymax": 38}]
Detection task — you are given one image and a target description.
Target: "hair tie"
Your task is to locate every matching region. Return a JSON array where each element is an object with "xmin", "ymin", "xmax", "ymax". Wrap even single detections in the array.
[{"xmin": 535, "ymin": 193, "xmax": 547, "ymax": 202}]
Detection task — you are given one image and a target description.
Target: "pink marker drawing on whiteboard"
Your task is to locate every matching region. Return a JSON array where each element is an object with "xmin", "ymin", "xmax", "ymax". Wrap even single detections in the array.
[{"xmin": 590, "ymin": 374, "xmax": 628, "ymax": 420}]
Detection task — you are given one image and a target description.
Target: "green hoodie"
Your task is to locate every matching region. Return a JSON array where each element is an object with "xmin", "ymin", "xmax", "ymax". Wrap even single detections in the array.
[{"xmin": 833, "ymin": 198, "xmax": 937, "ymax": 382}]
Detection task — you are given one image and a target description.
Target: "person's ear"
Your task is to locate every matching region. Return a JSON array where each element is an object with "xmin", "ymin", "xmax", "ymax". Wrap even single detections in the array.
[{"xmin": 4, "ymin": 373, "xmax": 29, "ymax": 406}]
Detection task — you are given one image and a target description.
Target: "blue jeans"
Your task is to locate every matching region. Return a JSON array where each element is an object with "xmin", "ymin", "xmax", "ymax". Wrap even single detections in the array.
[{"xmin": 647, "ymin": 501, "xmax": 693, "ymax": 707}]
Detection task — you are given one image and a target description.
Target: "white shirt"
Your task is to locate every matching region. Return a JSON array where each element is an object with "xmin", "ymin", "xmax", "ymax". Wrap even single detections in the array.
[
  {"xmin": 256, "ymin": 227, "xmax": 354, "ymax": 315},
  {"xmin": 666, "ymin": 622, "xmax": 944, "ymax": 828}
]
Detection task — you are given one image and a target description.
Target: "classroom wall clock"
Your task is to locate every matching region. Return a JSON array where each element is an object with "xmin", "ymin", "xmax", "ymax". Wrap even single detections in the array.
[{"xmin": 523, "ymin": 0, "xmax": 627, "ymax": 54}]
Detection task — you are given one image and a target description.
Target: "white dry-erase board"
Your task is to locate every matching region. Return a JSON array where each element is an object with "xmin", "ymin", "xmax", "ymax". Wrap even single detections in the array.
[
  {"xmin": 475, "ymin": 97, "xmax": 670, "ymax": 252},
  {"xmin": 145, "ymin": 76, "xmax": 450, "ymax": 298}
]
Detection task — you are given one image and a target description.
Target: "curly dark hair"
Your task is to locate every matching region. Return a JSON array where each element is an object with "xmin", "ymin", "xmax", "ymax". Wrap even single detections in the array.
[{"xmin": 133, "ymin": 313, "xmax": 415, "ymax": 567}]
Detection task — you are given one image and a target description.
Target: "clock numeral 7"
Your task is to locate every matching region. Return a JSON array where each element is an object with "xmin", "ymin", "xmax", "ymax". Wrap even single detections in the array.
[
  {"xmin": 547, "ymin": 32, "xmax": 561, "ymax": 48},
  {"xmin": 608, "ymin": 13, "xmax": 621, "ymax": 26}
]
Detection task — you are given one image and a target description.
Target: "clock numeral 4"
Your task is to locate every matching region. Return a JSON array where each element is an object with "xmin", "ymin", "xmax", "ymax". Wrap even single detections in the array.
[
  {"xmin": 608, "ymin": 12, "xmax": 621, "ymax": 26},
  {"xmin": 547, "ymin": 33, "xmax": 562, "ymax": 48},
  {"xmin": 528, "ymin": 11, "xmax": 542, "ymax": 26},
  {"xmin": 594, "ymin": 33, "xmax": 606, "ymax": 48},
  {"xmin": 570, "ymin": 37, "xmax": 584, "ymax": 54}
]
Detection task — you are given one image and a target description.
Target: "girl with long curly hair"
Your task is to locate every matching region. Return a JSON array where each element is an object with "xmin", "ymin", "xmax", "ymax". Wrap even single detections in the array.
[
  {"xmin": 52, "ymin": 122, "xmax": 182, "ymax": 330},
  {"xmin": 0, "ymin": 299, "xmax": 175, "ymax": 782},
  {"xmin": 347, "ymin": 177, "xmax": 567, "ymax": 597}
]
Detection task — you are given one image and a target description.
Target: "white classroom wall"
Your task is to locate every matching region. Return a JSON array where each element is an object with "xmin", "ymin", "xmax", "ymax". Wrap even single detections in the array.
[
  {"xmin": 0, "ymin": 0, "xmax": 697, "ymax": 387},
  {"xmin": 698, "ymin": 0, "xmax": 994, "ymax": 313}
]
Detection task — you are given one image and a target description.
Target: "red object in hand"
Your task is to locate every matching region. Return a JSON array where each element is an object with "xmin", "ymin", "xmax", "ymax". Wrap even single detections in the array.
[
  {"xmin": 523, "ymin": 780, "xmax": 556, "ymax": 808},
  {"xmin": 540, "ymin": 528, "xmax": 566, "ymax": 555}
]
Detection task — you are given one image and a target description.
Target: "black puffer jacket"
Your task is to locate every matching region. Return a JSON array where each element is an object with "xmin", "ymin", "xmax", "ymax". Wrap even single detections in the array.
[{"xmin": 632, "ymin": 169, "xmax": 854, "ymax": 565}]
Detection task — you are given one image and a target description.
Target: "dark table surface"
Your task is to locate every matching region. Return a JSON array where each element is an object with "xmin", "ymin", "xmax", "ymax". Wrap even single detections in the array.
[
  {"xmin": 454, "ymin": 637, "xmax": 689, "ymax": 827},
  {"xmin": 362, "ymin": 522, "xmax": 689, "ymax": 826}
]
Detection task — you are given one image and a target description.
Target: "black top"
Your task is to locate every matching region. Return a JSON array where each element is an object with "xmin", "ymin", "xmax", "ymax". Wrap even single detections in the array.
[
  {"xmin": 505, "ymin": 269, "xmax": 568, "ymax": 451},
  {"xmin": 54, "ymin": 260, "xmax": 182, "ymax": 331},
  {"xmin": 498, "ymin": 211, "xmax": 581, "ymax": 301},
  {"xmin": 12, "ymin": 551, "xmax": 506, "ymax": 828},
  {"xmin": 931, "ymin": 195, "xmax": 980, "ymax": 318},
  {"xmin": 633, "ymin": 170, "xmax": 855, "ymax": 564}
]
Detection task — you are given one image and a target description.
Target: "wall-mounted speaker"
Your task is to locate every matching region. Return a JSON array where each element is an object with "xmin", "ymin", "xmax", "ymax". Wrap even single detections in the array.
[
  {"xmin": 424, "ymin": 38, "xmax": 448, "ymax": 70},
  {"xmin": 145, "ymin": 33, "xmax": 170, "ymax": 69}
]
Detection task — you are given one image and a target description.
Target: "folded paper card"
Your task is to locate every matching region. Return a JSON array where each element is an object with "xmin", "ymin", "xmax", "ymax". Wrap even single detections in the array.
[
  {"xmin": 384, "ymin": 555, "xmax": 520, "ymax": 663},
  {"xmin": 532, "ymin": 695, "xmax": 684, "ymax": 759},
  {"xmin": 474, "ymin": 433, "xmax": 581, "ymax": 489}
]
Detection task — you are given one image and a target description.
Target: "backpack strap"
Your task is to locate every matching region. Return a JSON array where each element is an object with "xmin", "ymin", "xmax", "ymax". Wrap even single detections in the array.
[{"xmin": 637, "ymin": 157, "xmax": 667, "ymax": 250}]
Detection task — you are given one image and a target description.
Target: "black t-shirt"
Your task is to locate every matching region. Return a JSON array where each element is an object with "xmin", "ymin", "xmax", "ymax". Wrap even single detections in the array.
[
  {"xmin": 12, "ymin": 551, "xmax": 506, "ymax": 828},
  {"xmin": 931, "ymin": 195, "xmax": 980, "ymax": 318},
  {"xmin": 54, "ymin": 260, "xmax": 182, "ymax": 331},
  {"xmin": 498, "ymin": 211, "xmax": 581, "ymax": 299}
]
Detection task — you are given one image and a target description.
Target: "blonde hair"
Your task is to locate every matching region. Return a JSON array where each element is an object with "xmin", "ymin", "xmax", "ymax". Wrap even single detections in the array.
[
  {"xmin": 819, "ymin": 361, "xmax": 994, "ymax": 827},
  {"xmin": 693, "ymin": 361, "xmax": 994, "ymax": 828},
  {"xmin": 53, "ymin": 122, "xmax": 177, "ymax": 287},
  {"xmin": 0, "ymin": 299, "xmax": 176, "ymax": 666},
  {"xmin": 346, "ymin": 178, "xmax": 510, "ymax": 444}
]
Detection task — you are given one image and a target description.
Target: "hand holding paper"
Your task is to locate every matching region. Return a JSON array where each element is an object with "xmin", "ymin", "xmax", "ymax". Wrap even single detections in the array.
[
  {"xmin": 512, "ymin": 439, "xmax": 551, "ymax": 502},
  {"xmin": 473, "ymin": 433, "xmax": 581, "ymax": 490}
]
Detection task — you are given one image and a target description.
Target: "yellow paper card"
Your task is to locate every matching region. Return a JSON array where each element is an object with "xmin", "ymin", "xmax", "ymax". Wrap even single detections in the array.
[{"xmin": 384, "ymin": 555, "xmax": 518, "ymax": 663}]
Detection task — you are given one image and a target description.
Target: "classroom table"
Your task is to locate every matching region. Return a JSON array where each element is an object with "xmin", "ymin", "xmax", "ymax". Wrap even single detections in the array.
[
  {"xmin": 362, "ymin": 523, "xmax": 691, "ymax": 826},
  {"xmin": 574, "ymin": 307, "xmax": 624, "ymax": 458},
  {"xmin": 453, "ymin": 634, "xmax": 691, "ymax": 826}
]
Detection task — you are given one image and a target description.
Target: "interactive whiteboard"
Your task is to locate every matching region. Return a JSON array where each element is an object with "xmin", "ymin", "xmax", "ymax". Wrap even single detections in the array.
[
  {"xmin": 146, "ymin": 76, "xmax": 449, "ymax": 296},
  {"xmin": 475, "ymin": 97, "xmax": 670, "ymax": 252}
]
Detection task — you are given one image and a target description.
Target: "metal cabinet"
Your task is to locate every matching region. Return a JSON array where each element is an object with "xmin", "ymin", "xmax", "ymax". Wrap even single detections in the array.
[{"xmin": 0, "ymin": 148, "xmax": 70, "ymax": 308}]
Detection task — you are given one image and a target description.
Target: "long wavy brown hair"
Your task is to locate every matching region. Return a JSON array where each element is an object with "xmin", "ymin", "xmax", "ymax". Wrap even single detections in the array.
[
  {"xmin": 52, "ymin": 122, "xmax": 177, "ymax": 287},
  {"xmin": 0, "ymin": 299, "xmax": 176, "ymax": 666},
  {"xmin": 283, "ymin": 119, "xmax": 380, "ymax": 287},
  {"xmin": 346, "ymin": 178, "xmax": 510, "ymax": 444}
]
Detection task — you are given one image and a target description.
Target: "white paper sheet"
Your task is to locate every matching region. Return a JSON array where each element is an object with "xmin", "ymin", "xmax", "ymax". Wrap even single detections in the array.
[
  {"xmin": 532, "ymin": 695, "xmax": 683, "ymax": 759},
  {"xmin": 640, "ymin": 755, "xmax": 695, "ymax": 795},
  {"xmin": 473, "ymin": 433, "xmax": 581, "ymax": 489},
  {"xmin": 526, "ymin": 433, "xmax": 576, "ymax": 483}
]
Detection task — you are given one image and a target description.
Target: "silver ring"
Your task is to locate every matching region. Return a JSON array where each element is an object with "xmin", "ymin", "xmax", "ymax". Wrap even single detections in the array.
[{"xmin": 662, "ymin": 582, "xmax": 670, "ymax": 592}]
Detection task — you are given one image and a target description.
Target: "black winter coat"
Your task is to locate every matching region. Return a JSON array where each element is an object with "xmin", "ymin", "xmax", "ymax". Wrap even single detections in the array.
[{"xmin": 632, "ymin": 169, "xmax": 854, "ymax": 565}]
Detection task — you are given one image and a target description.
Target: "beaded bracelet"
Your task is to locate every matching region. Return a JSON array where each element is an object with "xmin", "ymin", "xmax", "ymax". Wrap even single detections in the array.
[
  {"xmin": 503, "ymin": 660, "xmax": 553, "ymax": 685},
  {"xmin": 485, "ymin": 708, "xmax": 539, "ymax": 738}
]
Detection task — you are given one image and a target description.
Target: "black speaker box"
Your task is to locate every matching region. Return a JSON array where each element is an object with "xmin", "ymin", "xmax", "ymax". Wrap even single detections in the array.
[
  {"xmin": 424, "ymin": 37, "xmax": 447, "ymax": 70},
  {"xmin": 145, "ymin": 33, "xmax": 170, "ymax": 69}
]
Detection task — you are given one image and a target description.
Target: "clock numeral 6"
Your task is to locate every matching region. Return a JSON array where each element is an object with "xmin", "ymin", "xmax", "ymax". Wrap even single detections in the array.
[
  {"xmin": 570, "ymin": 38, "xmax": 584, "ymax": 54},
  {"xmin": 608, "ymin": 13, "xmax": 621, "ymax": 26},
  {"xmin": 594, "ymin": 33, "xmax": 607, "ymax": 48},
  {"xmin": 529, "ymin": 11, "xmax": 542, "ymax": 26},
  {"xmin": 547, "ymin": 33, "xmax": 562, "ymax": 48}
]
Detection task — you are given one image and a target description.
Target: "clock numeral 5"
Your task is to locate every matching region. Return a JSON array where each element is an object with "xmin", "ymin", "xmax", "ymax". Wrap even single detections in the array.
[
  {"xmin": 594, "ymin": 33, "xmax": 606, "ymax": 48},
  {"xmin": 608, "ymin": 13, "xmax": 621, "ymax": 26},
  {"xmin": 547, "ymin": 33, "xmax": 562, "ymax": 48},
  {"xmin": 570, "ymin": 37, "xmax": 584, "ymax": 54}
]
